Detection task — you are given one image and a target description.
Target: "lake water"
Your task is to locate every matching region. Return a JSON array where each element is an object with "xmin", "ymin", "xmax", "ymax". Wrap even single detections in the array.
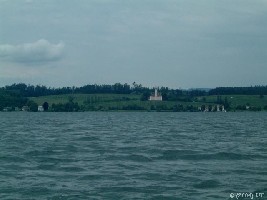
[{"xmin": 0, "ymin": 112, "xmax": 266, "ymax": 200}]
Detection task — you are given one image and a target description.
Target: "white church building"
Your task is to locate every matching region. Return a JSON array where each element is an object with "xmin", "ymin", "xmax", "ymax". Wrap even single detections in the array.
[{"xmin": 149, "ymin": 88, "xmax": 163, "ymax": 101}]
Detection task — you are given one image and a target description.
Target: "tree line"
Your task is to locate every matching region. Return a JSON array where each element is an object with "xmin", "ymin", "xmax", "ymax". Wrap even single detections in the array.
[
  {"xmin": 0, "ymin": 89, "xmax": 28, "ymax": 110},
  {"xmin": 1, "ymin": 83, "xmax": 208, "ymax": 99},
  {"xmin": 209, "ymin": 86, "xmax": 267, "ymax": 95},
  {"xmin": 3, "ymin": 83, "xmax": 267, "ymax": 98},
  {"xmin": 2, "ymin": 83, "xmax": 141, "ymax": 97}
]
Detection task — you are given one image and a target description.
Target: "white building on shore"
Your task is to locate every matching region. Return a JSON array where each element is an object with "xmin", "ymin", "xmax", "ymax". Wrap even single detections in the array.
[
  {"xmin": 38, "ymin": 106, "xmax": 44, "ymax": 112},
  {"xmin": 149, "ymin": 88, "xmax": 162, "ymax": 101}
]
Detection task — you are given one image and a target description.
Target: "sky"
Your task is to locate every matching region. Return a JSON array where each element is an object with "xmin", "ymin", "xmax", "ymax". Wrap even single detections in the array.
[{"xmin": 0, "ymin": 0, "xmax": 267, "ymax": 89}]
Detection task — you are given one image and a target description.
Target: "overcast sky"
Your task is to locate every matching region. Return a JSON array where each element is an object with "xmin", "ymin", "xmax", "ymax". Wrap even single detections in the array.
[{"xmin": 0, "ymin": 0, "xmax": 267, "ymax": 89}]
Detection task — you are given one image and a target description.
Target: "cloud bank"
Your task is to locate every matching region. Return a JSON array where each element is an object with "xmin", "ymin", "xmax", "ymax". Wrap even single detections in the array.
[{"xmin": 0, "ymin": 39, "xmax": 64, "ymax": 64}]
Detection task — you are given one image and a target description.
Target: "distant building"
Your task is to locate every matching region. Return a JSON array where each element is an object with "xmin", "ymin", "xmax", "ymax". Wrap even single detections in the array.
[
  {"xmin": 22, "ymin": 106, "xmax": 30, "ymax": 112},
  {"xmin": 3, "ymin": 107, "xmax": 12, "ymax": 112},
  {"xmin": 149, "ymin": 88, "xmax": 162, "ymax": 101},
  {"xmin": 217, "ymin": 105, "xmax": 220, "ymax": 112},
  {"xmin": 38, "ymin": 106, "xmax": 44, "ymax": 112}
]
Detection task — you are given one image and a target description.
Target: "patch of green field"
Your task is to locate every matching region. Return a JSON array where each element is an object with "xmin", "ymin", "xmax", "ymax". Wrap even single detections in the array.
[
  {"xmin": 198, "ymin": 95, "xmax": 267, "ymax": 108},
  {"xmin": 30, "ymin": 93, "xmax": 210, "ymax": 111},
  {"xmin": 29, "ymin": 93, "xmax": 140, "ymax": 106},
  {"xmin": 226, "ymin": 95, "xmax": 267, "ymax": 108},
  {"xmin": 29, "ymin": 93, "xmax": 267, "ymax": 111}
]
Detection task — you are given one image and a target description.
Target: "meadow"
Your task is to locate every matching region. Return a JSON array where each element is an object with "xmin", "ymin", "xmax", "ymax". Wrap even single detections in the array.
[{"xmin": 29, "ymin": 93, "xmax": 267, "ymax": 112}]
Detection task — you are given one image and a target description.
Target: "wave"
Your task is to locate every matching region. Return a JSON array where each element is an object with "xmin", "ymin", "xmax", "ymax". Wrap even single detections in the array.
[{"xmin": 159, "ymin": 150, "xmax": 265, "ymax": 161}]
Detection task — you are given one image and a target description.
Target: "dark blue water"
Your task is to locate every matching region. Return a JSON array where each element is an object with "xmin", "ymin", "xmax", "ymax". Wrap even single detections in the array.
[{"xmin": 0, "ymin": 112, "xmax": 266, "ymax": 200}]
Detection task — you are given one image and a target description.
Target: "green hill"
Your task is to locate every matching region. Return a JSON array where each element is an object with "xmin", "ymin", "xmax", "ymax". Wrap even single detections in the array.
[
  {"xmin": 29, "ymin": 93, "xmax": 220, "ymax": 112},
  {"xmin": 27, "ymin": 93, "xmax": 267, "ymax": 112}
]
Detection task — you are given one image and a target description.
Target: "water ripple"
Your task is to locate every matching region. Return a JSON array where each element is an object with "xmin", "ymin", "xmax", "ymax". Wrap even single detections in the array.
[{"xmin": 0, "ymin": 112, "xmax": 266, "ymax": 199}]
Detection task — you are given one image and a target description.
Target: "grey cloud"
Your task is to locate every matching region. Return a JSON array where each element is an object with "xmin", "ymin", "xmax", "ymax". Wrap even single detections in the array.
[{"xmin": 0, "ymin": 39, "xmax": 64, "ymax": 64}]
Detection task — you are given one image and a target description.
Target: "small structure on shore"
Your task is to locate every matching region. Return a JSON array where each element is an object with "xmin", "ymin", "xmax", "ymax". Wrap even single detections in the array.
[
  {"xmin": 3, "ymin": 107, "xmax": 12, "ymax": 112},
  {"xmin": 217, "ymin": 105, "xmax": 220, "ymax": 112},
  {"xmin": 149, "ymin": 88, "xmax": 162, "ymax": 101},
  {"xmin": 22, "ymin": 106, "xmax": 30, "ymax": 112},
  {"xmin": 38, "ymin": 106, "xmax": 44, "ymax": 112},
  {"xmin": 202, "ymin": 105, "xmax": 226, "ymax": 112}
]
